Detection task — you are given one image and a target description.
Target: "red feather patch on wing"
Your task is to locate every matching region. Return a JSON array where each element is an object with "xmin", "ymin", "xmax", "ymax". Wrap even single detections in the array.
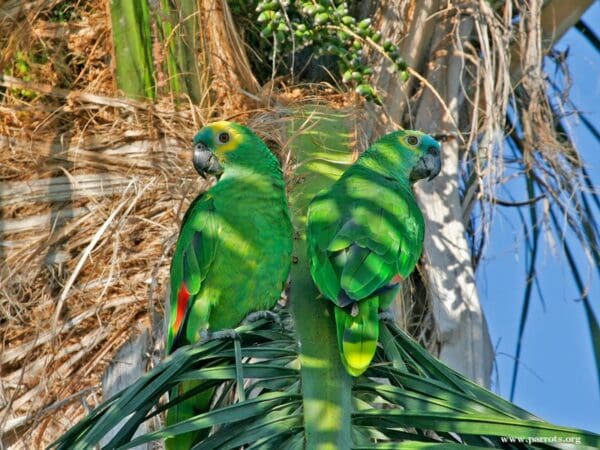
[
  {"xmin": 173, "ymin": 283, "xmax": 190, "ymax": 335},
  {"xmin": 391, "ymin": 274, "xmax": 404, "ymax": 284}
]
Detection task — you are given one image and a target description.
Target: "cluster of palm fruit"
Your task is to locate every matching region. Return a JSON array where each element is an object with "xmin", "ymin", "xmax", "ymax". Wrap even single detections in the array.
[{"xmin": 250, "ymin": 0, "xmax": 409, "ymax": 103}]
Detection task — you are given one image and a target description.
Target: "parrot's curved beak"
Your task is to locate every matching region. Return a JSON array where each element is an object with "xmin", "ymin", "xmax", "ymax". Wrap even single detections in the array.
[
  {"xmin": 193, "ymin": 142, "xmax": 223, "ymax": 179},
  {"xmin": 410, "ymin": 146, "xmax": 441, "ymax": 182}
]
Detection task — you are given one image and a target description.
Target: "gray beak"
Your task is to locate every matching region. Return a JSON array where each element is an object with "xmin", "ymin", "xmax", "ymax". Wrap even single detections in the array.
[
  {"xmin": 410, "ymin": 146, "xmax": 442, "ymax": 182},
  {"xmin": 193, "ymin": 142, "xmax": 223, "ymax": 179}
]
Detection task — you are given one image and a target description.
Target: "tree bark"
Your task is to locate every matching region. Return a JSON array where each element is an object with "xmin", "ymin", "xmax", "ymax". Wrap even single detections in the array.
[
  {"xmin": 412, "ymin": 9, "xmax": 494, "ymax": 388},
  {"xmin": 198, "ymin": 0, "xmax": 259, "ymax": 109}
]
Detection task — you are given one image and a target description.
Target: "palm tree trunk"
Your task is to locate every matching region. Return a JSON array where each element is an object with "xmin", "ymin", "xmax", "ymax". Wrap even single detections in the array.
[
  {"xmin": 286, "ymin": 108, "xmax": 356, "ymax": 450},
  {"xmin": 109, "ymin": 0, "xmax": 155, "ymax": 99},
  {"xmin": 412, "ymin": 9, "xmax": 494, "ymax": 388}
]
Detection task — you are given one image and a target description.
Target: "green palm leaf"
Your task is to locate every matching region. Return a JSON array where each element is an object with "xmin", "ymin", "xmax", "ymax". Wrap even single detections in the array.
[{"xmin": 50, "ymin": 314, "xmax": 600, "ymax": 449}]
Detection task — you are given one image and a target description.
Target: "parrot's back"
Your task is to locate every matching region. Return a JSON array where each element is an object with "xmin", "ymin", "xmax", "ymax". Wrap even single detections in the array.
[
  {"xmin": 307, "ymin": 165, "xmax": 424, "ymax": 375},
  {"xmin": 307, "ymin": 129, "xmax": 441, "ymax": 376}
]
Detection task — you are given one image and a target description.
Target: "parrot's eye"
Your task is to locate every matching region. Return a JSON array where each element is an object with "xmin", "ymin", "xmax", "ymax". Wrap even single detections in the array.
[
  {"xmin": 405, "ymin": 135, "xmax": 420, "ymax": 146},
  {"xmin": 218, "ymin": 132, "xmax": 230, "ymax": 144}
]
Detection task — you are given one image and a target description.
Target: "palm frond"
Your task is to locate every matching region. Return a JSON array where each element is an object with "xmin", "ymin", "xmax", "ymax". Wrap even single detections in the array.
[
  {"xmin": 575, "ymin": 20, "xmax": 600, "ymax": 53},
  {"xmin": 51, "ymin": 313, "xmax": 600, "ymax": 449}
]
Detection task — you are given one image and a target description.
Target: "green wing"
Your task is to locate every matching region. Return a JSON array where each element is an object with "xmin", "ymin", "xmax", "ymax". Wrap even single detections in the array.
[
  {"xmin": 308, "ymin": 170, "xmax": 424, "ymax": 303},
  {"xmin": 167, "ymin": 192, "xmax": 219, "ymax": 354},
  {"xmin": 166, "ymin": 192, "xmax": 221, "ymax": 449}
]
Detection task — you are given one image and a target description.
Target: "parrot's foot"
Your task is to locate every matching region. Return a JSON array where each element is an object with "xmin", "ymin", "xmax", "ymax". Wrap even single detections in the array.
[
  {"xmin": 378, "ymin": 309, "xmax": 395, "ymax": 322},
  {"xmin": 201, "ymin": 328, "xmax": 240, "ymax": 342},
  {"xmin": 243, "ymin": 310, "xmax": 281, "ymax": 325}
]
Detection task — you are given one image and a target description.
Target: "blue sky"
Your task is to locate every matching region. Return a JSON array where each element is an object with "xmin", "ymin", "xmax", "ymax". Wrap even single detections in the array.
[{"xmin": 479, "ymin": 3, "xmax": 600, "ymax": 433}]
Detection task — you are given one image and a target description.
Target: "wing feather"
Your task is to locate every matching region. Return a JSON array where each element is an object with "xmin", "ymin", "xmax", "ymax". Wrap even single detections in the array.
[
  {"xmin": 307, "ymin": 170, "xmax": 424, "ymax": 305},
  {"xmin": 168, "ymin": 193, "xmax": 218, "ymax": 353}
]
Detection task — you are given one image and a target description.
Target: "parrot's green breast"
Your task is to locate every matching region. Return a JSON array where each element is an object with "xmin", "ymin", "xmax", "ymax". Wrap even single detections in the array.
[
  {"xmin": 167, "ymin": 124, "xmax": 293, "ymax": 354},
  {"xmin": 166, "ymin": 121, "xmax": 294, "ymax": 449},
  {"xmin": 168, "ymin": 175, "xmax": 292, "ymax": 351}
]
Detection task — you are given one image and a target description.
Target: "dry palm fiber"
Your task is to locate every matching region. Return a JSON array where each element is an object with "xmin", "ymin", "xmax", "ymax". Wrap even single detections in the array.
[{"xmin": 1, "ymin": 1, "xmax": 216, "ymax": 447}]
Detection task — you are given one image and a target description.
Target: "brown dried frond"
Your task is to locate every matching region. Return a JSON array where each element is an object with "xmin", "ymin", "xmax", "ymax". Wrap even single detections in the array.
[{"xmin": 0, "ymin": 2, "xmax": 205, "ymax": 447}]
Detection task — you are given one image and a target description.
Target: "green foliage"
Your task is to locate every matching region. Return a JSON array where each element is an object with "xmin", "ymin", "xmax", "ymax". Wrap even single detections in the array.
[
  {"xmin": 47, "ymin": 1, "xmax": 78, "ymax": 23},
  {"xmin": 50, "ymin": 313, "xmax": 600, "ymax": 449},
  {"xmin": 109, "ymin": 0, "xmax": 155, "ymax": 99},
  {"xmin": 51, "ymin": 313, "xmax": 302, "ymax": 449},
  {"xmin": 4, "ymin": 51, "xmax": 40, "ymax": 100},
  {"xmin": 230, "ymin": 0, "xmax": 408, "ymax": 103}
]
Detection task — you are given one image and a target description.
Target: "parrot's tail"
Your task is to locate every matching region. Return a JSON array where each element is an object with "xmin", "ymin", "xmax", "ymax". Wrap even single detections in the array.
[
  {"xmin": 334, "ymin": 298, "xmax": 380, "ymax": 377},
  {"xmin": 165, "ymin": 381, "xmax": 214, "ymax": 450}
]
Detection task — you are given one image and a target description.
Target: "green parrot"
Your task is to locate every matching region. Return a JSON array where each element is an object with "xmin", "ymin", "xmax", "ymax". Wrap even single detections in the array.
[
  {"xmin": 166, "ymin": 121, "xmax": 293, "ymax": 448},
  {"xmin": 306, "ymin": 130, "xmax": 441, "ymax": 376}
]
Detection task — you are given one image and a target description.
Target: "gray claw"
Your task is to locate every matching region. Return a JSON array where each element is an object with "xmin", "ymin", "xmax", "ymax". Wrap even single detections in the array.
[
  {"xmin": 204, "ymin": 328, "xmax": 240, "ymax": 341},
  {"xmin": 243, "ymin": 310, "xmax": 281, "ymax": 325},
  {"xmin": 378, "ymin": 309, "xmax": 395, "ymax": 322}
]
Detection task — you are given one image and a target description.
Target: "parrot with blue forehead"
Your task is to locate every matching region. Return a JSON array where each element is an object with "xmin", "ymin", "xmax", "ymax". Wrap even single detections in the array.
[
  {"xmin": 166, "ymin": 121, "xmax": 293, "ymax": 448},
  {"xmin": 306, "ymin": 130, "xmax": 442, "ymax": 376}
]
